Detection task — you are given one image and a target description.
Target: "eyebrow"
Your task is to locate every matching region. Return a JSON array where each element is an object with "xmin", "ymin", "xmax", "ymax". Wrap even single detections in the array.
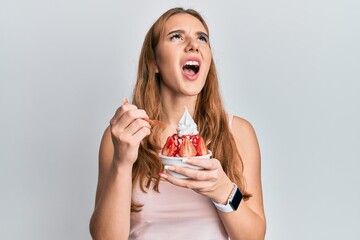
[{"xmin": 167, "ymin": 29, "xmax": 209, "ymax": 39}]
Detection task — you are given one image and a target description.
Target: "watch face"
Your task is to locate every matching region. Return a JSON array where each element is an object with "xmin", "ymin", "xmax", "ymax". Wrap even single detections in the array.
[{"xmin": 229, "ymin": 188, "xmax": 242, "ymax": 210}]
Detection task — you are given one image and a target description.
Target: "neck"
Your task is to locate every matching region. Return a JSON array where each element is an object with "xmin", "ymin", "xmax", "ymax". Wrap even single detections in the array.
[{"xmin": 160, "ymin": 94, "xmax": 198, "ymax": 128}]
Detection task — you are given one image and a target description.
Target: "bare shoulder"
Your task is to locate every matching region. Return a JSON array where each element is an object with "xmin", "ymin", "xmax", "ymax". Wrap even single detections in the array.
[
  {"xmin": 230, "ymin": 116, "xmax": 260, "ymax": 155},
  {"xmin": 230, "ymin": 115, "xmax": 262, "ymax": 181}
]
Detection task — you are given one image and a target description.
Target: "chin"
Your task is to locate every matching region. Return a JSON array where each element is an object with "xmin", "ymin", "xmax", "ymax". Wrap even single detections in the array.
[{"xmin": 182, "ymin": 87, "xmax": 203, "ymax": 96}]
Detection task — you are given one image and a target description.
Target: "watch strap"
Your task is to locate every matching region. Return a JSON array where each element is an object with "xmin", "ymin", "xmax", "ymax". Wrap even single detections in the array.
[{"xmin": 212, "ymin": 183, "xmax": 242, "ymax": 213}]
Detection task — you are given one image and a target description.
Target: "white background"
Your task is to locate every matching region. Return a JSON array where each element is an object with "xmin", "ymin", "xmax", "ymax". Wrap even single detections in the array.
[{"xmin": 1, "ymin": 0, "xmax": 359, "ymax": 239}]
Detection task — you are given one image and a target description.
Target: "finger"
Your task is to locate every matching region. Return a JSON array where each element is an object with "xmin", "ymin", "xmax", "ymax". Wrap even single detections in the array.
[
  {"xmin": 112, "ymin": 118, "xmax": 151, "ymax": 143},
  {"xmin": 183, "ymin": 157, "xmax": 219, "ymax": 170},
  {"xmin": 166, "ymin": 165, "xmax": 215, "ymax": 182},
  {"xmin": 126, "ymin": 118, "xmax": 151, "ymax": 136},
  {"xmin": 131, "ymin": 126, "xmax": 151, "ymax": 143},
  {"xmin": 111, "ymin": 108, "xmax": 149, "ymax": 130},
  {"xmin": 160, "ymin": 169, "xmax": 193, "ymax": 186},
  {"xmin": 110, "ymin": 104, "xmax": 138, "ymax": 127},
  {"xmin": 185, "ymin": 168, "xmax": 216, "ymax": 182},
  {"xmin": 162, "ymin": 170, "xmax": 213, "ymax": 190}
]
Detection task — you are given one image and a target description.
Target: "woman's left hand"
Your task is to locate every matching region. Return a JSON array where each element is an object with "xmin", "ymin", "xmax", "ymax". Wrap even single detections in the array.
[{"xmin": 161, "ymin": 158, "xmax": 234, "ymax": 204}]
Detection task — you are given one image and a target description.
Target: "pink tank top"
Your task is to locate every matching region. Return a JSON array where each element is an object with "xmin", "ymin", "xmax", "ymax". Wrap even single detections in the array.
[{"xmin": 129, "ymin": 115, "xmax": 234, "ymax": 239}]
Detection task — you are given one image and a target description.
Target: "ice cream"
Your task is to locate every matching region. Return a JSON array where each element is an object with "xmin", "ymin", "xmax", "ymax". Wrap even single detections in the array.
[{"xmin": 161, "ymin": 107, "xmax": 208, "ymax": 157}]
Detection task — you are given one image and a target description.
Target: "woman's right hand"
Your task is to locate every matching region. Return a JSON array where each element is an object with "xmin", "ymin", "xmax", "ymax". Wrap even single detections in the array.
[{"xmin": 109, "ymin": 101, "xmax": 151, "ymax": 167}]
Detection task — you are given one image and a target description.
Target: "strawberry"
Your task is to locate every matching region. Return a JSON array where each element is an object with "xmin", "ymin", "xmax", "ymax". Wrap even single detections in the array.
[
  {"xmin": 178, "ymin": 136, "xmax": 197, "ymax": 157},
  {"xmin": 196, "ymin": 136, "xmax": 208, "ymax": 156},
  {"xmin": 162, "ymin": 134, "xmax": 208, "ymax": 157},
  {"xmin": 190, "ymin": 135, "xmax": 208, "ymax": 156},
  {"xmin": 161, "ymin": 135, "xmax": 178, "ymax": 156}
]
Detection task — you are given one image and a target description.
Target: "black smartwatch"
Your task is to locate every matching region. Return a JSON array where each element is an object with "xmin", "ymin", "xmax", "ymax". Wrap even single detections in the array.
[{"xmin": 212, "ymin": 183, "xmax": 243, "ymax": 213}]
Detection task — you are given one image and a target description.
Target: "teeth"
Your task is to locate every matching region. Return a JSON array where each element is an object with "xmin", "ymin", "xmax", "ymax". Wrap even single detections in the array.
[{"xmin": 184, "ymin": 61, "xmax": 199, "ymax": 66}]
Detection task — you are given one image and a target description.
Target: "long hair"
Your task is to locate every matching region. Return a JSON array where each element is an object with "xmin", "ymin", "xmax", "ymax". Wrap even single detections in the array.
[{"xmin": 131, "ymin": 7, "xmax": 250, "ymax": 212}]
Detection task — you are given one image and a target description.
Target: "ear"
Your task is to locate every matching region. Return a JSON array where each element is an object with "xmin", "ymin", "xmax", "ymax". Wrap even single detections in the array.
[{"xmin": 155, "ymin": 63, "xmax": 159, "ymax": 73}]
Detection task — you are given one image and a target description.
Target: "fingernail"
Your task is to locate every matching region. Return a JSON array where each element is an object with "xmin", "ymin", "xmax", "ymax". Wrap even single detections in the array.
[
  {"xmin": 164, "ymin": 165, "xmax": 175, "ymax": 171},
  {"xmin": 182, "ymin": 158, "xmax": 189, "ymax": 163},
  {"xmin": 160, "ymin": 173, "xmax": 167, "ymax": 178}
]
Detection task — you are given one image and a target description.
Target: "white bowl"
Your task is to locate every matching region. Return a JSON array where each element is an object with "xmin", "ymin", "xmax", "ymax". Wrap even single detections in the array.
[{"xmin": 159, "ymin": 151, "xmax": 212, "ymax": 179}]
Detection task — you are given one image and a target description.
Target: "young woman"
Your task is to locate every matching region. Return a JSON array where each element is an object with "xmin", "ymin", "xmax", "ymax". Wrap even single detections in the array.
[{"xmin": 90, "ymin": 7, "xmax": 266, "ymax": 239}]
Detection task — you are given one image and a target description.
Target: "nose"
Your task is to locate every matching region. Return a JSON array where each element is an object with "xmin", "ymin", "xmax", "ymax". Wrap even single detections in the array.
[{"xmin": 185, "ymin": 39, "xmax": 199, "ymax": 53}]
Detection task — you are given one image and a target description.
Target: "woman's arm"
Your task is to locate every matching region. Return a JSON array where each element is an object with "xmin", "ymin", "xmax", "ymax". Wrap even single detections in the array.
[
  {"xmin": 217, "ymin": 116, "xmax": 266, "ymax": 239},
  {"xmin": 89, "ymin": 104, "xmax": 151, "ymax": 240},
  {"xmin": 89, "ymin": 127, "xmax": 133, "ymax": 240}
]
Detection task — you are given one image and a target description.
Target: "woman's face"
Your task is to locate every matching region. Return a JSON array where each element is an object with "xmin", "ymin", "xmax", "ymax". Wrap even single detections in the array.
[{"xmin": 155, "ymin": 13, "xmax": 212, "ymax": 97}]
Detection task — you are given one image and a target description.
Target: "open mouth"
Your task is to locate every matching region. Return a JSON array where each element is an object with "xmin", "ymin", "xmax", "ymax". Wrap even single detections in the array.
[{"xmin": 182, "ymin": 61, "xmax": 200, "ymax": 76}]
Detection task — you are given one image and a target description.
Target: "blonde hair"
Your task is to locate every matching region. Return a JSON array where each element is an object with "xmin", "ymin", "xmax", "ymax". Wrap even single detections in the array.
[{"xmin": 131, "ymin": 7, "xmax": 250, "ymax": 211}]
